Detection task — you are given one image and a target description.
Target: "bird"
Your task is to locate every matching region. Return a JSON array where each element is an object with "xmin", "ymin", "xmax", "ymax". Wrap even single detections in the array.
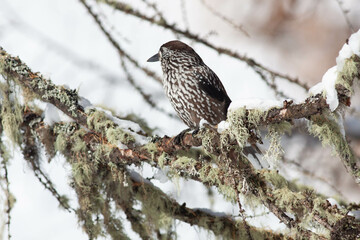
[{"xmin": 147, "ymin": 40, "xmax": 232, "ymax": 143}]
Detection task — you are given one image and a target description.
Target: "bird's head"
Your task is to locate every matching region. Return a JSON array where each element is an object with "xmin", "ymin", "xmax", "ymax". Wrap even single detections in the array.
[{"xmin": 147, "ymin": 40, "xmax": 203, "ymax": 65}]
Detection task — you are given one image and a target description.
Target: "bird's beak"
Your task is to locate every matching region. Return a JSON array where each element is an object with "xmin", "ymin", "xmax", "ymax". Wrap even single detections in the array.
[{"xmin": 147, "ymin": 53, "xmax": 159, "ymax": 62}]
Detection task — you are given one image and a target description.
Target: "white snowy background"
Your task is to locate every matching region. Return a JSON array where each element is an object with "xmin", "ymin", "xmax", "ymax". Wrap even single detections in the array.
[{"xmin": 0, "ymin": 0, "xmax": 360, "ymax": 239}]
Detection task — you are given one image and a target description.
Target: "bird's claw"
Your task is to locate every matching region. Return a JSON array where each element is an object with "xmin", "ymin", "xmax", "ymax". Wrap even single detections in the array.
[
  {"xmin": 173, "ymin": 128, "xmax": 190, "ymax": 145},
  {"xmin": 192, "ymin": 127, "xmax": 200, "ymax": 137}
]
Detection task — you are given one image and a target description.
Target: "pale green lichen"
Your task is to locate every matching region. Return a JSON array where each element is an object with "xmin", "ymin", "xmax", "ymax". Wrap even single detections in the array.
[
  {"xmin": 54, "ymin": 132, "xmax": 67, "ymax": 152},
  {"xmin": 220, "ymin": 108, "xmax": 264, "ymax": 150},
  {"xmin": 142, "ymin": 142, "xmax": 157, "ymax": 160},
  {"xmin": 261, "ymin": 169, "xmax": 289, "ymax": 189},
  {"xmin": 2, "ymin": 56, "xmax": 31, "ymax": 77},
  {"xmin": 1, "ymin": 53, "xmax": 79, "ymax": 117},
  {"xmin": 217, "ymin": 184, "xmax": 238, "ymax": 202},
  {"xmin": 272, "ymin": 188, "xmax": 307, "ymax": 218},
  {"xmin": 198, "ymin": 162, "xmax": 238, "ymax": 202},
  {"xmin": 70, "ymin": 128, "xmax": 87, "ymax": 153},
  {"xmin": 226, "ymin": 107, "xmax": 249, "ymax": 148},
  {"xmin": 247, "ymin": 108, "xmax": 265, "ymax": 129},
  {"xmin": 93, "ymin": 144, "xmax": 113, "ymax": 163},
  {"xmin": 72, "ymin": 161, "xmax": 94, "ymax": 189},
  {"xmin": 157, "ymin": 152, "xmax": 168, "ymax": 168},
  {"xmin": 30, "ymin": 76, "xmax": 79, "ymax": 117},
  {"xmin": 312, "ymin": 198, "xmax": 345, "ymax": 225},
  {"xmin": 308, "ymin": 112, "xmax": 354, "ymax": 165},
  {"xmin": 53, "ymin": 122, "xmax": 78, "ymax": 152},
  {"xmin": 336, "ymin": 55, "xmax": 360, "ymax": 95},
  {"xmin": 198, "ymin": 163, "xmax": 221, "ymax": 185},
  {"xmin": 261, "ymin": 168, "xmax": 346, "ymax": 237},
  {"xmin": 136, "ymin": 187, "xmax": 173, "ymax": 232},
  {"xmin": 264, "ymin": 121, "xmax": 292, "ymax": 168},
  {"xmin": 201, "ymin": 127, "xmax": 219, "ymax": 153},
  {"xmin": 0, "ymin": 81, "xmax": 23, "ymax": 145},
  {"xmin": 172, "ymin": 156, "xmax": 198, "ymax": 177},
  {"xmin": 86, "ymin": 109, "xmax": 135, "ymax": 145}
]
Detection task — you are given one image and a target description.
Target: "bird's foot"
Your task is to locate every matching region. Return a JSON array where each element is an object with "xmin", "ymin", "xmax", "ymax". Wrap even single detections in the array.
[
  {"xmin": 192, "ymin": 127, "xmax": 200, "ymax": 137},
  {"xmin": 173, "ymin": 128, "xmax": 191, "ymax": 145}
]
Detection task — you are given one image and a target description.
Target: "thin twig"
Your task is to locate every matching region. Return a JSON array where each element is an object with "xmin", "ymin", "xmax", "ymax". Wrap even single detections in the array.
[
  {"xmin": 235, "ymin": 186, "xmax": 253, "ymax": 240},
  {"xmin": 282, "ymin": 157, "xmax": 345, "ymax": 197},
  {"xmin": 3, "ymin": 163, "xmax": 11, "ymax": 240},
  {"xmin": 334, "ymin": 0, "xmax": 356, "ymax": 32},
  {"xmin": 179, "ymin": 0, "xmax": 190, "ymax": 30},
  {"xmin": 200, "ymin": 0, "xmax": 249, "ymax": 37},
  {"xmin": 81, "ymin": 0, "xmax": 162, "ymax": 83},
  {"xmin": 140, "ymin": 0, "xmax": 164, "ymax": 19}
]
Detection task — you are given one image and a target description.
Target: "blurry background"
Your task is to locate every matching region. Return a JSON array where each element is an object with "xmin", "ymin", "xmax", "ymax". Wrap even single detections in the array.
[{"xmin": 0, "ymin": 0, "xmax": 360, "ymax": 239}]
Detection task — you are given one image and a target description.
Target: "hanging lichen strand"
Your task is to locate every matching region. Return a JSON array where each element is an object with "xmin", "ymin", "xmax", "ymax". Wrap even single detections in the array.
[{"xmin": 308, "ymin": 55, "xmax": 360, "ymax": 183}]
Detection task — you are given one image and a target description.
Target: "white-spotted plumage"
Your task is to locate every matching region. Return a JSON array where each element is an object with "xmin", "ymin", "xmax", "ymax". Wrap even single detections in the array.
[{"xmin": 150, "ymin": 40, "xmax": 231, "ymax": 129}]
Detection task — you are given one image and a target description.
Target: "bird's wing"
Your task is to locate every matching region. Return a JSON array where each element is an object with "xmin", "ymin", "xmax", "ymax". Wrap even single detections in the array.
[{"xmin": 194, "ymin": 66, "xmax": 231, "ymax": 104}]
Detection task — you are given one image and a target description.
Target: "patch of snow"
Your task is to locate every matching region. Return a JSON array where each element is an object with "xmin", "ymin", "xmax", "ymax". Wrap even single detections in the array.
[
  {"xmin": 128, "ymin": 169, "xmax": 152, "ymax": 185},
  {"xmin": 336, "ymin": 44, "xmax": 353, "ymax": 71},
  {"xmin": 89, "ymin": 106, "xmax": 148, "ymax": 145},
  {"xmin": 228, "ymin": 98, "xmax": 283, "ymax": 111},
  {"xmin": 349, "ymin": 210, "xmax": 360, "ymax": 220},
  {"xmin": 217, "ymin": 120, "xmax": 229, "ymax": 133},
  {"xmin": 118, "ymin": 143, "xmax": 128, "ymax": 150},
  {"xmin": 246, "ymin": 153, "xmax": 262, "ymax": 170},
  {"xmin": 43, "ymin": 103, "xmax": 74, "ymax": 126},
  {"xmin": 192, "ymin": 208, "xmax": 228, "ymax": 218},
  {"xmin": 154, "ymin": 168, "xmax": 170, "ymax": 183},
  {"xmin": 327, "ymin": 198, "xmax": 341, "ymax": 208},
  {"xmin": 336, "ymin": 28, "xmax": 360, "ymax": 71},
  {"xmin": 310, "ymin": 29, "xmax": 360, "ymax": 112},
  {"xmin": 348, "ymin": 29, "xmax": 360, "ymax": 56},
  {"xmin": 199, "ymin": 118, "xmax": 210, "ymax": 128},
  {"xmin": 109, "ymin": 114, "xmax": 148, "ymax": 145},
  {"xmin": 309, "ymin": 66, "xmax": 338, "ymax": 111},
  {"xmin": 284, "ymin": 212, "xmax": 295, "ymax": 220},
  {"xmin": 78, "ymin": 96, "xmax": 92, "ymax": 108},
  {"xmin": 335, "ymin": 112, "xmax": 346, "ymax": 137}
]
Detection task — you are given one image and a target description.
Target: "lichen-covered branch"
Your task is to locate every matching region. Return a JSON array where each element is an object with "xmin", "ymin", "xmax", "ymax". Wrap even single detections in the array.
[
  {"xmin": 1, "ymin": 43, "xmax": 360, "ymax": 239},
  {"xmin": 24, "ymin": 110, "xmax": 283, "ymax": 239}
]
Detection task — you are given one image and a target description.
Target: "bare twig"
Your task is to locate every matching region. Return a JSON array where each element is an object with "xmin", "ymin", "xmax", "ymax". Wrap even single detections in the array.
[
  {"xmin": 0, "ymin": 120, "xmax": 11, "ymax": 240},
  {"xmin": 235, "ymin": 187, "xmax": 253, "ymax": 240},
  {"xmin": 3, "ymin": 163, "xmax": 11, "ymax": 240},
  {"xmin": 81, "ymin": 0, "xmax": 162, "ymax": 83},
  {"xmin": 334, "ymin": 0, "xmax": 356, "ymax": 32},
  {"xmin": 281, "ymin": 156, "xmax": 345, "ymax": 197},
  {"xmin": 200, "ymin": 0, "xmax": 249, "ymax": 37},
  {"xmin": 179, "ymin": 0, "xmax": 190, "ymax": 30}
]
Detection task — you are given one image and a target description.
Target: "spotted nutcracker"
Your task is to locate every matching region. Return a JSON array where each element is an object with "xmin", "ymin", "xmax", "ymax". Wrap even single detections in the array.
[{"xmin": 147, "ymin": 40, "xmax": 231, "ymax": 141}]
